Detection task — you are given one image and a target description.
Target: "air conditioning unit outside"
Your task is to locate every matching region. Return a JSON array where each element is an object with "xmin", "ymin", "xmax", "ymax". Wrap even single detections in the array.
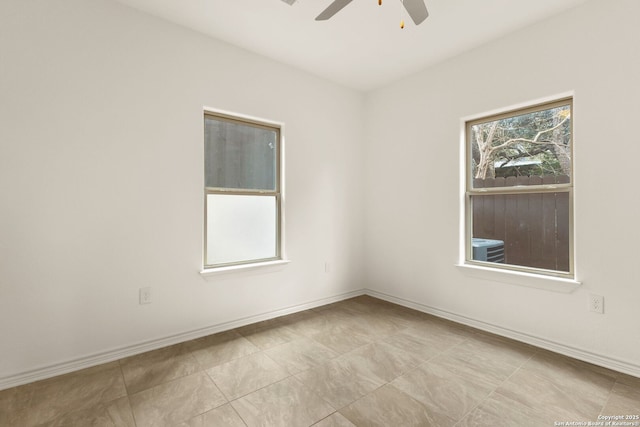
[{"xmin": 472, "ymin": 238, "xmax": 505, "ymax": 263}]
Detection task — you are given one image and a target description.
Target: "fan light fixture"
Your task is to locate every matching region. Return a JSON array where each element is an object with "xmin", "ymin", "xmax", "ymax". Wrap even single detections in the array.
[
  {"xmin": 379, "ymin": 0, "xmax": 404, "ymax": 29},
  {"xmin": 282, "ymin": 0, "xmax": 429, "ymax": 29}
]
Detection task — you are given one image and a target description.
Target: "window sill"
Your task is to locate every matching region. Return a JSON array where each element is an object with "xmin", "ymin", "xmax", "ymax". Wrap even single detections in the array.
[
  {"xmin": 200, "ymin": 259, "xmax": 291, "ymax": 277},
  {"xmin": 456, "ymin": 263, "xmax": 581, "ymax": 293}
]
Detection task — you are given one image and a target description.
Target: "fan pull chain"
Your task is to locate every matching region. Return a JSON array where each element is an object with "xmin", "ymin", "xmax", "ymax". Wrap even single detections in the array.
[{"xmin": 400, "ymin": 0, "xmax": 405, "ymax": 28}]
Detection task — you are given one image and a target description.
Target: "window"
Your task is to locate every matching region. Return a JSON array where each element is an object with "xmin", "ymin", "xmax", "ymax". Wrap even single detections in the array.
[
  {"xmin": 465, "ymin": 98, "xmax": 573, "ymax": 278},
  {"xmin": 204, "ymin": 111, "xmax": 282, "ymax": 269}
]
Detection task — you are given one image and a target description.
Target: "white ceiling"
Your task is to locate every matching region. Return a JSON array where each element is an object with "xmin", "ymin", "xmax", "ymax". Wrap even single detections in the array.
[{"xmin": 113, "ymin": 0, "xmax": 592, "ymax": 91}]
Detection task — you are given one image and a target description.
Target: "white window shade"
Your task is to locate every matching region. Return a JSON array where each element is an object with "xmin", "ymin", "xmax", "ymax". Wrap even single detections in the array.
[{"xmin": 206, "ymin": 194, "xmax": 277, "ymax": 266}]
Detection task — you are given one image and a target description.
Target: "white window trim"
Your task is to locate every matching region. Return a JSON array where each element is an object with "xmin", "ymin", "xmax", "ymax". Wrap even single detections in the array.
[
  {"xmin": 455, "ymin": 263, "xmax": 581, "ymax": 293},
  {"xmin": 200, "ymin": 259, "xmax": 291, "ymax": 277},
  {"xmin": 202, "ymin": 107, "xmax": 288, "ymax": 273},
  {"xmin": 458, "ymin": 92, "xmax": 579, "ymax": 289}
]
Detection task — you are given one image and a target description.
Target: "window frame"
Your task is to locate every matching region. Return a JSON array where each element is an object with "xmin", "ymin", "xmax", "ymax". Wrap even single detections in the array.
[
  {"xmin": 464, "ymin": 97, "xmax": 574, "ymax": 279},
  {"xmin": 203, "ymin": 110, "xmax": 284, "ymax": 270}
]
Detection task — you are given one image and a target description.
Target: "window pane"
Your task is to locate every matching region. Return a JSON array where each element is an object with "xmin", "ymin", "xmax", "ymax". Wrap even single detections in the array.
[
  {"xmin": 205, "ymin": 117, "xmax": 277, "ymax": 191},
  {"xmin": 471, "ymin": 193, "xmax": 569, "ymax": 272},
  {"xmin": 206, "ymin": 194, "xmax": 277, "ymax": 266},
  {"xmin": 470, "ymin": 104, "xmax": 571, "ymax": 187}
]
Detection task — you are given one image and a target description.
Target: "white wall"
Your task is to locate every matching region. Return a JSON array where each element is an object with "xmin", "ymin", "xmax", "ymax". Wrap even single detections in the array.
[
  {"xmin": 364, "ymin": 0, "xmax": 640, "ymax": 373},
  {"xmin": 0, "ymin": 0, "xmax": 364, "ymax": 383},
  {"xmin": 2, "ymin": 0, "xmax": 639, "ymax": 386}
]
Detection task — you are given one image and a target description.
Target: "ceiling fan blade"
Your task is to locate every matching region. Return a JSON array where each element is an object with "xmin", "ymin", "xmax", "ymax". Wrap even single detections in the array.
[
  {"xmin": 280, "ymin": 0, "xmax": 296, "ymax": 5},
  {"xmin": 403, "ymin": 0, "xmax": 429, "ymax": 25},
  {"xmin": 315, "ymin": 0, "xmax": 354, "ymax": 21}
]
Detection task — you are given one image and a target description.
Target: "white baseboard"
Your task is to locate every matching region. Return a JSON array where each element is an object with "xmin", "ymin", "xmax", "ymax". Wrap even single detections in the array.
[
  {"xmin": 3, "ymin": 286, "xmax": 638, "ymax": 391},
  {"xmin": 0, "ymin": 289, "xmax": 365, "ymax": 391},
  {"xmin": 366, "ymin": 289, "xmax": 640, "ymax": 379}
]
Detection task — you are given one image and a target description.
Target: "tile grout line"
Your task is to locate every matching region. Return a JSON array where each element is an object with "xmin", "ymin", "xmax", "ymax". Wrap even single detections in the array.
[
  {"xmin": 223, "ymin": 364, "xmax": 339, "ymax": 427},
  {"xmin": 116, "ymin": 360, "xmax": 140, "ymax": 427},
  {"xmin": 597, "ymin": 375, "xmax": 620, "ymax": 419},
  {"xmin": 196, "ymin": 307, "xmax": 369, "ymax": 422},
  {"xmin": 227, "ymin": 398, "xmax": 250, "ymax": 427},
  {"xmin": 452, "ymin": 340, "xmax": 540, "ymax": 425}
]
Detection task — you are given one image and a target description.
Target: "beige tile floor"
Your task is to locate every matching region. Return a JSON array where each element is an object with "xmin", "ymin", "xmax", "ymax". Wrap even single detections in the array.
[{"xmin": 1, "ymin": 295, "xmax": 639, "ymax": 426}]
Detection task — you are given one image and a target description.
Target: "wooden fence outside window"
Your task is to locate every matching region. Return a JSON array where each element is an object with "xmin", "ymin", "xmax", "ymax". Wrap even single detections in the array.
[{"xmin": 472, "ymin": 175, "xmax": 570, "ymax": 272}]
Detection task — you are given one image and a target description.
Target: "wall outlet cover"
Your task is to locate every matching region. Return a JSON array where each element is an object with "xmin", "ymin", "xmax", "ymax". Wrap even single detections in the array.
[{"xmin": 139, "ymin": 287, "xmax": 152, "ymax": 305}]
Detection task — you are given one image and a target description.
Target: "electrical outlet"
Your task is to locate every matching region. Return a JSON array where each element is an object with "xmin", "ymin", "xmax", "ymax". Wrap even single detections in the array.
[
  {"xmin": 589, "ymin": 294, "xmax": 604, "ymax": 314},
  {"xmin": 139, "ymin": 287, "xmax": 152, "ymax": 305}
]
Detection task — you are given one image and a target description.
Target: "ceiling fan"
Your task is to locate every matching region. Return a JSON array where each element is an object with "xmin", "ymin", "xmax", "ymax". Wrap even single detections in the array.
[{"xmin": 282, "ymin": 0, "xmax": 429, "ymax": 27}]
